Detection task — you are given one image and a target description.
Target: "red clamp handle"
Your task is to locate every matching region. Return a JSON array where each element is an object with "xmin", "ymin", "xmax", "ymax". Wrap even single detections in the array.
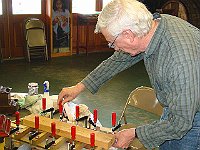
[
  {"xmin": 112, "ymin": 112, "xmax": 116, "ymax": 127},
  {"xmin": 59, "ymin": 101, "xmax": 63, "ymax": 114},
  {"xmin": 5, "ymin": 119, "xmax": 11, "ymax": 135},
  {"xmin": 42, "ymin": 98, "xmax": 46, "ymax": 110},
  {"xmin": 93, "ymin": 109, "xmax": 97, "ymax": 123},
  {"xmin": 15, "ymin": 111, "xmax": 20, "ymax": 126},
  {"xmin": 35, "ymin": 116, "xmax": 39, "ymax": 129},
  {"xmin": 0, "ymin": 118, "xmax": 11, "ymax": 137},
  {"xmin": 76, "ymin": 105, "xmax": 79, "ymax": 120},
  {"xmin": 51, "ymin": 122, "xmax": 56, "ymax": 137},
  {"xmin": 71, "ymin": 126, "xmax": 76, "ymax": 140},
  {"xmin": 90, "ymin": 133, "xmax": 95, "ymax": 147},
  {"xmin": 0, "ymin": 115, "xmax": 6, "ymax": 130}
]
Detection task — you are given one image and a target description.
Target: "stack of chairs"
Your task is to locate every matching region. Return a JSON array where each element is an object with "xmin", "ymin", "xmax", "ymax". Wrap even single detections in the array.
[{"xmin": 24, "ymin": 18, "xmax": 48, "ymax": 62}]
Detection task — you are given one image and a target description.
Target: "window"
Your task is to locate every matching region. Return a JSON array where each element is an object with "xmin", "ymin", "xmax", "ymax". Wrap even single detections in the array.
[
  {"xmin": 72, "ymin": 0, "xmax": 96, "ymax": 14},
  {"xmin": 0, "ymin": 0, "xmax": 2, "ymax": 15},
  {"xmin": 12, "ymin": 0, "xmax": 41, "ymax": 15},
  {"xmin": 103, "ymin": 0, "xmax": 111, "ymax": 8}
]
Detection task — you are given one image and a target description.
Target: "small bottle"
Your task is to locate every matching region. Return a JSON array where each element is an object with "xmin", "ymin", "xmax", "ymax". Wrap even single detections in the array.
[
  {"xmin": 28, "ymin": 83, "xmax": 38, "ymax": 95},
  {"xmin": 43, "ymin": 81, "xmax": 50, "ymax": 100}
]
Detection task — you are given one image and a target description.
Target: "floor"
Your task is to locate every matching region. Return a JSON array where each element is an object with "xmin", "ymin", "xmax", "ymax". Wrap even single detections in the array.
[{"xmin": 0, "ymin": 52, "xmax": 159, "ymax": 128}]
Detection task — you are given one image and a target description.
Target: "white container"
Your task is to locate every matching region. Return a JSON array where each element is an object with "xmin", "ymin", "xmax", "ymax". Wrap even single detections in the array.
[
  {"xmin": 28, "ymin": 83, "xmax": 38, "ymax": 95},
  {"xmin": 43, "ymin": 81, "xmax": 50, "ymax": 100}
]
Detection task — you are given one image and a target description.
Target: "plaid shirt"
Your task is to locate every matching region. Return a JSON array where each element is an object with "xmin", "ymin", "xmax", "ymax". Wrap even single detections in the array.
[{"xmin": 82, "ymin": 14, "xmax": 200, "ymax": 149}]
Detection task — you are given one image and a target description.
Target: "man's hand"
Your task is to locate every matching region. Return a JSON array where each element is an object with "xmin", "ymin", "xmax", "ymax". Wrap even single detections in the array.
[
  {"xmin": 112, "ymin": 128, "xmax": 136, "ymax": 149},
  {"xmin": 57, "ymin": 83, "xmax": 85, "ymax": 105}
]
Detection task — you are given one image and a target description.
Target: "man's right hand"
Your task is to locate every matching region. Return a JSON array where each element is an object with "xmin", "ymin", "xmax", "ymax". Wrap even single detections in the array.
[{"xmin": 57, "ymin": 82, "xmax": 86, "ymax": 105}]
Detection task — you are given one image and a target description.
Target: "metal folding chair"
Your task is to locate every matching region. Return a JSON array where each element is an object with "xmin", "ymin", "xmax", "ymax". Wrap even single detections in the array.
[
  {"xmin": 24, "ymin": 18, "xmax": 48, "ymax": 62},
  {"xmin": 118, "ymin": 86, "xmax": 163, "ymax": 150},
  {"xmin": 119, "ymin": 86, "xmax": 163, "ymax": 124}
]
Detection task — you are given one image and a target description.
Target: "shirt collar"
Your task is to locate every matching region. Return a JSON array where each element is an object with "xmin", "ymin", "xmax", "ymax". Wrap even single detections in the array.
[{"xmin": 145, "ymin": 14, "xmax": 166, "ymax": 58}]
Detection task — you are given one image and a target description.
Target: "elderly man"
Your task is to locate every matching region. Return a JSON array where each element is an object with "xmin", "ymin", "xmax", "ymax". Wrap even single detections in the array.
[{"xmin": 58, "ymin": 0, "xmax": 200, "ymax": 149}]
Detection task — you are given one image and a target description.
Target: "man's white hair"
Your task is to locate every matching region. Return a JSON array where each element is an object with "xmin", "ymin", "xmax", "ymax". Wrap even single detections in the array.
[{"xmin": 95, "ymin": 0, "xmax": 153, "ymax": 37}]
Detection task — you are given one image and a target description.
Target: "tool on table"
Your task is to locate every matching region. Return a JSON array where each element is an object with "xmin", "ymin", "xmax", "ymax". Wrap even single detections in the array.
[
  {"xmin": 29, "ymin": 115, "xmax": 39, "ymax": 140},
  {"xmin": 45, "ymin": 122, "xmax": 56, "ymax": 149},
  {"xmin": 113, "ymin": 97, "xmax": 138, "ymax": 132},
  {"xmin": 41, "ymin": 97, "xmax": 54, "ymax": 119},
  {"xmin": 69, "ymin": 126, "xmax": 76, "ymax": 150},
  {"xmin": 111, "ymin": 112, "xmax": 117, "ymax": 132},
  {"xmin": 0, "ymin": 114, "xmax": 11, "ymax": 137},
  {"xmin": 59, "ymin": 101, "xmax": 64, "ymax": 121},
  {"xmin": 93, "ymin": 109, "xmax": 97, "ymax": 130},
  {"xmin": 75, "ymin": 116, "xmax": 88, "ymax": 128},
  {"xmin": 75, "ymin": 105, "xmax": 79, "ymax": 125},
  {"xmin": 42, "ymin": 97, "xmax": 46, "ymax": 111},
  {"xmin": 90, "ymin": 133, "xmax": 95, "ymax": 150},
  {"xmin": 112, "ymin": 112, "xmax": 123, "ymax": 132},
  {"xmin": 112, "ymin": 122, "xmax": 121, "ymax": 132},
  {"xmin": 0, "ymin": 115, "xmax": 11, "ymax": 148},
  {"xmin": 88, "ymin": 109, "xmax": 98, "ymax": 130},
  {"xmin": 10, "ymin": 111, "xmax": 20, "ymax": 134}
]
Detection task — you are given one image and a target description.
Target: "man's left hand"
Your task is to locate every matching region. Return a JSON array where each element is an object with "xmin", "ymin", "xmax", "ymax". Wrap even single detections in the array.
[{"xmin": 112, "ymin": 128, "xmax": 136, "ymax": 149}]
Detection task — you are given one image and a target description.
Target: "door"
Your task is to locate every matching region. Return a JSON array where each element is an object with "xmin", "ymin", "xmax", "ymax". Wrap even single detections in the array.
[{"xmin": 0, "ymin": 0, "xmax": 47, "ymax": 60}]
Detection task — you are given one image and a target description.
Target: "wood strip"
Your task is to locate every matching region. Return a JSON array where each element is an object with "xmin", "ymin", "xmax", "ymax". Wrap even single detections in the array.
[{"xmin": 23, "ymin": 114, "xmax": 115, "ymax": 149}]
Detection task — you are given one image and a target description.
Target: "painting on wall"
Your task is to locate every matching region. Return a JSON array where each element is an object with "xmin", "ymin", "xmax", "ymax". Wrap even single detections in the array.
[{"xmin": 52, "ymin": 0, "xmax": 71, "ymax": 54}]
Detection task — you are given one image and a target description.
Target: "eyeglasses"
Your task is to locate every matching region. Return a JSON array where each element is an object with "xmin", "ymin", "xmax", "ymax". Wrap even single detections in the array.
[{"xmin": 108, "ymin": 34, "xmax": 120, "ymax": 49}]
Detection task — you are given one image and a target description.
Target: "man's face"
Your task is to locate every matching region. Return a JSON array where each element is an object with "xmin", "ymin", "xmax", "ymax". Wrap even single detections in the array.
[{"xmin": 101, "ymin": 28, "xmax": 144, "ymax": 56}]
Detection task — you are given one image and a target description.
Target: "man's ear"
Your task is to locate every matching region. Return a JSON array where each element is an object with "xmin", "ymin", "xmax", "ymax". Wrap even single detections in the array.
[{"xmin": 122, "ymin": 29, "xmax": 135, "ymax": 42}]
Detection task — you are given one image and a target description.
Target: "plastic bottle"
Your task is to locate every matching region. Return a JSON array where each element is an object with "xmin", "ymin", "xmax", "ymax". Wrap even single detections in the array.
[
  {"xmin": 28, "ymin": 82, "xmax": 38, "ymax": 95},
  {"xmin": 43, "ymin": 81, "xmax": 50, "ymax": 100}
]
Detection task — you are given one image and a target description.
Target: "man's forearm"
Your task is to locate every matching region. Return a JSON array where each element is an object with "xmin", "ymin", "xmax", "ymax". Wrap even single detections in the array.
[{"xmin": 75, "ymin": 82, "xmax": 86, "ymax": 93}]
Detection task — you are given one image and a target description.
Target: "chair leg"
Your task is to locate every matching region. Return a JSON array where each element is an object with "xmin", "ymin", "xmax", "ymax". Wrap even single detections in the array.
[
  {"xmin": 27, "ymin": 47, "xmax": 31, "ymax": 62},
  {"xmin": 45, "ymin": 46, "xmax": 48, "ymax": 61},
  {"xmin": 123, "ymin": 115, "xmax": 127, "ymax": 124}
]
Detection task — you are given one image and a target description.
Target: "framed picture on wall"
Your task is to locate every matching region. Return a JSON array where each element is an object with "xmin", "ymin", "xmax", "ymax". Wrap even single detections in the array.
[{"xmin": 52, "ymin": 0, "xmax": 72, "ymax": 56}]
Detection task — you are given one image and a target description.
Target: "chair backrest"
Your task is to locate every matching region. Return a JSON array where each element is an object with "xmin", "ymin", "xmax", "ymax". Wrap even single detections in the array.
[
  {"xmin": 128, "ymin": 86, "xmax": 163, "ymax": 116},
  {"xmin": 25, "ymin": 18, "xmax": 44, "ymax": 30},
  {"xmin": 119, "ymin": 86, "xmax": 163, "ymax": 124},
  {"xmin": 26, "ymin": 29, "xmax": 46, "ymax": 47},
  {"xmin": 24, "ymin": 18, "xmax": 46, "ymax": 47}
]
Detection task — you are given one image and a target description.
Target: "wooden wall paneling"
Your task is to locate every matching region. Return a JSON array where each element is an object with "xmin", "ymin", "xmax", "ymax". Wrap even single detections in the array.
[
  {"xmin": 96, "ymin": 0, "xmax": 103, "ymax": 11},
  {"xmin": 1, "ymin": 0, "xmax": 10, "ymax": 59},
  {"xmin": 74, "ymin": 12, "xmax": 112, "ymax": 55},
  {"xmin": 45, "ymin": 0, "xmax": 52, "ymax": 59},
  {"xmin": 12, "ymin": 22, "xmax": 24, "ymax": 57},
  {"xmin": 72, "ymin": 13, "xmax": 77, "ymax": 53}
]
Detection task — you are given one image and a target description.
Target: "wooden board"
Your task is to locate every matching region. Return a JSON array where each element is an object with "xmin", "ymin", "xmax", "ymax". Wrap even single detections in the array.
[{"xmin": 23, "ymin": 114, "xmax": 115, "ymax": 149}]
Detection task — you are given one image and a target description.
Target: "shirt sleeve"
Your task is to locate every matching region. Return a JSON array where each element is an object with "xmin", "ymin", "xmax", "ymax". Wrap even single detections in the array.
[
  {"xmin": 136, "ymin": 58, "xmax": 200, "ymax": 149},
  {"xmin": 81, "ymin": 51, "xmax": 144, "ymax": 94}
]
